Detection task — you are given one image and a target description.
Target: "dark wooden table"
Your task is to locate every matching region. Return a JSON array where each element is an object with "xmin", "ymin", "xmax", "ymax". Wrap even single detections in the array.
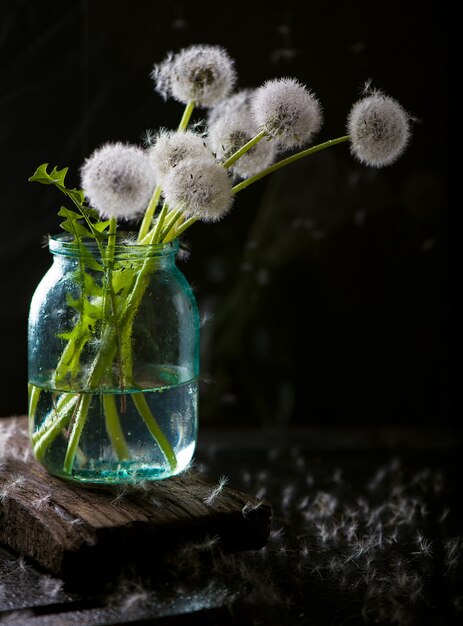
[{"xmin": 1, "ymin": 419, "xmax": 462, "ymax": 625}]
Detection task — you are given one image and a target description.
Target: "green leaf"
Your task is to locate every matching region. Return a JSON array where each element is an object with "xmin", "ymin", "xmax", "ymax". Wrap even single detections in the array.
[
  {"xmin": 58, "ymin": 206, "xmax": 83, "ymax": 220},
  {"xmin": 66, "ymin": 188, "xmax": 86, "ymax": 205},
  {"xmin": 92, "ymin": 220, "xmax": 112, "ymax": 233},
  {"xmin": 28, "ymin": 163, "xmax": 53, "ymax": 185},
  {"xmin": 49, "ymin": 165, "xmax": 69, "ymax": 186},
  {"xmin": 65, "ymin": 293, "xmax": 105, "ymax": 320},
  {"xmin": 29, "ymin": 163, "xmax": 69, "ymax": 186},
  {"xmin": 30, "ymin": 162, "xmax": 113, "ymax": 253},
  {"xmin": 59, "ymin": 219, "xmax": 91, "ymax": 239}
]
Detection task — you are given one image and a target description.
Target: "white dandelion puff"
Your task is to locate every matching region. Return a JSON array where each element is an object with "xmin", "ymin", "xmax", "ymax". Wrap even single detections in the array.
[
  {"xmin": 251, "ymin": 77, "xmax": 323, "ymax": 149},
  {"xmin": 207, "ymin": 88, "xmax": 255, "ymax": 126},
  {"xmin": 148, "ymin": 129, "xmax": 211, "ymax": 183},
  {"xmin": 347, "ymin": 90, "xmax": 411, "ymax": 167},
  {"xmin": 208, "ymin": 102, "xmax": 277, "ymax": 178},
  {"xmin": 80, "ymin": 142, "xmax": 156, "ymax": 220},
  {"xmin": 151, "ymin": 44, "xmax": 236, "ymax": 108},
  {"xmin": 162, "ymin": 157, "xmax": 234, "ymax": 223}
]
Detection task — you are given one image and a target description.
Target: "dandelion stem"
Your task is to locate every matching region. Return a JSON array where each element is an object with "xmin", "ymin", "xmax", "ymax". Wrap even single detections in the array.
[
  {"xmin": 178, "ymin": 100, "xmax": 195, "ymax": 131},
  {"xmin": 222, "ymin": 129, "xmax": 267, "ymax": 169},
  {"xmin": 164, "ymin": 216, "xmax": 198, "ymax": 242},
  {"xmin": 33, "ymin": 393, "xmax": 80, "ymax": 458},
  {"xmin": 131, "ymin": 393, "xmax": 177, "ymax": 471},
  {"xmin": 138, "ymin": 185, "xmax": 162, "ymax": 242},
  {"xmin": 232, "ymin": 135, "xmax": 351, "ymax": 194},
  {"xmin": 137, "ymin": 98, "xmax": 194, "ymax": 243},
  {"xmin": 149, "ymin": 202, "xmax": 169, "ymax": 243},
  {"xmin": 160, "ymin": 208, "xmax": 183, "ymax": 240},
  {"xmin": 103, "ymin": 394, "xmax": 130, "ymax": 461},
  {"xmin": 63, "ymin": 393, "xmax": 93, "ymax": 474}
]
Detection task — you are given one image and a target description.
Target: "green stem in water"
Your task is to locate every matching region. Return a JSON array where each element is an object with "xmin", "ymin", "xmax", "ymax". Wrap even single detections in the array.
[
  {"xmin": 63, "ymin": 393, "xmax": 93, "ymax": 474},
  {"xmin": 222, "ymin": 129, "xmax": 267, "ymax": 169},
  {"xmin": 103, "ymin": 394, "xmax": 130, "ymax": 461},
  {"xmin": 33, "ymin": 393, "xmax": 80, "ymax": 460},
  {"xmin": 131, "ymin": 393, "xmax": 177, "ymax": 472},
  {"xmin": 61, "ymin": 323, "xmax": 119, "ymax": 473},
  {"xmin": 46, "ymin": 254, "xmax": 176, "ymax": 473},
  {"xmin": 232, "ymin": 135, "xmax": 351, "ymax": 194}
]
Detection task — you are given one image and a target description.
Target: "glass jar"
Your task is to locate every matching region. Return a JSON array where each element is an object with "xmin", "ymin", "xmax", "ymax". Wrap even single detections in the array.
[{"xmin": 28, "ymin": 234, "xmax": 200, "ymax": 484}]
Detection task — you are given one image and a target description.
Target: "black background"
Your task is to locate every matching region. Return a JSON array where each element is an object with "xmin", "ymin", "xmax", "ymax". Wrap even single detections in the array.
[{"xmin": 0, "ymin": 0, "xmax": 451, "ymax": 427}]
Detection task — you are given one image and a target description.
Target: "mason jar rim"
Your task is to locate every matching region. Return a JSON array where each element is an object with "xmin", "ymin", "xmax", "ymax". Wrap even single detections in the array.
[{"xmin": 48, "ymin": 232, "xmax": 179, "ymax": 259}]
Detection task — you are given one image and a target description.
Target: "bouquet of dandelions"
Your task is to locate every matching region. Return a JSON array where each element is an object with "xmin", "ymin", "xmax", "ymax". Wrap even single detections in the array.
[{"xmin": 28, "ymin": 44, "xmax": 412, "ymax": 483}]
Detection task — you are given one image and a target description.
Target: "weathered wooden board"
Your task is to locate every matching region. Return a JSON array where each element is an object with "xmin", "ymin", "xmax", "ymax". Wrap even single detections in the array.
[{"xmin": 0, "ymin": 416, "xmax": 271, "ymax": 587}]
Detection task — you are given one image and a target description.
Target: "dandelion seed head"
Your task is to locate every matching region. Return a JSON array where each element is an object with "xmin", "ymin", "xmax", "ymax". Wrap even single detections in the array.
[
  {"xmin": 208, "ymin": 106, "xmax": 277, "ymax": 178},
  {"xmin": 151, "ymin": 51, "xmax": 174, "ymax": 101},
  {"xmin": 251, "ymin": 78, "xmax": 323, "ymax": 149},
  {"xmin": 152, "ymin": 45, "xmax": 236, "ymax": 107},
  {"xmin": 148, "ymin": 129, "xmax": 210, "ymax": 183},
  {"xmin": 81, "ymin": 142, "xmax": 156, "ymax": 220},
  {"xmin": 207, "ymin": 88, "xmax": 254, "ymax": 126},
  {"xmin": 162, "ymin": 157, "xmax": 234, "ymax": 223},
  {"xmin": 347, "ymin": 90, "xmax": 411, "ymax": 167}
]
